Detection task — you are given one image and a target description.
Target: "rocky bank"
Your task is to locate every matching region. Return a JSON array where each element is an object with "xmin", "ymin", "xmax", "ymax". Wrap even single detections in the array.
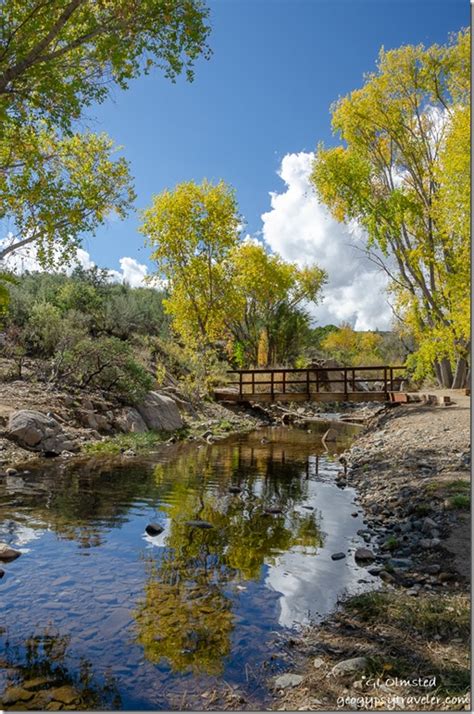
[
  {"xmin": 270, "ymin": 390, "xmax": 470, "ymax": 712},
  {"xmin": 0, "ymin": 378, "xmax": 263, "ymax": 470}
]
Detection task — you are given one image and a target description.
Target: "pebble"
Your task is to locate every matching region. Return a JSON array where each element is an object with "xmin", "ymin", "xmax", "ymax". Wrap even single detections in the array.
[
  {"xmin": 331, "ymin": 552, "xmax": 346, "ymax": 561},
  {"xmin": 313, "ymin": 657, "xmax": 325, "ymax": 669},
  {"xmin": 330, "ymin": 656, "xmax": 368, "ymax": 676},
  {"xmin": 354, "ymin": 547, "xmax": 376, "ymax": 563},
  {"xmin": 0, "ymin": 542, "xmax": 21, "ymax": 562},
  {"xmin": 273, "ymin": 673, "xmax": 303, "ymax": 689}
]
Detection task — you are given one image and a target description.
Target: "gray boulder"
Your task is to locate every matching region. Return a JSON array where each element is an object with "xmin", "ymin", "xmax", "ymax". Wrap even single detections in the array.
[
  {"xmin": 136, "ymin": 392, "xmax": 183, "ymax": 431},
  {"xmin": 116, "ymin": 407, "xmax": 148, "ymax": 433},
  {"xmin": 7, "ymin": 410, "xmax": 76, "ymax": 455}
]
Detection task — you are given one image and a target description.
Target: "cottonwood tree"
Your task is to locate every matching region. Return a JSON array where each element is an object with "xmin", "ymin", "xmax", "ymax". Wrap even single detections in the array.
[
  {"xmin": 142, "ymin": 181, "xmax": 326, "ymax": 366},
  {"xmin": 141, "ymin": 180, "xmax": 242, "ymax": 346},
  {"xmin": 311, "ymin": 29, "xmax": 469, "ymax": 387},
  {"xmin": 226, "ymin": 242, "xmax": 326, "ymax": 366},
  {"xmin": 0, "ymin": 0, "xmax": 211, "ymax": 267}
]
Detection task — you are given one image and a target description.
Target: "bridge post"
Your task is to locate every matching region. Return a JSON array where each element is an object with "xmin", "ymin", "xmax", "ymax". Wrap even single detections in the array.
[
  {"xmin": 270, "ymin": 371, "xmax": 274, "ymax": 400},
  {"xmin": 239, "ymin": 372, "xmax": 243, "ymax": 398},
  {"xmin": 384, "ymin": 367, "xmax": 388, "ymax": 400},
  {"xmin": 282, "ymin": 370, "xmax": 286, "ymax": 395},
  {"xmin": 306, "ymin": 369, "xmax": 310, "ymax": 398},
  {"xmin": 344, "ymin": 368, "xmax": 348, "ymax": 400}
]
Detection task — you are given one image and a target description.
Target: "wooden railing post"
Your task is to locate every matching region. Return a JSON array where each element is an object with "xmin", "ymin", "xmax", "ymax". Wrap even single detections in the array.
[
  {"xmin": 344, "ymin": 368, "xmax": 348, "ymax": 399},
  {"xmin": 315, "ymin": 368, "xmax": 319, "ymax": 393},
  {"xmin": 383, "ymin": 367, "xmax": 387, "ymax": 399},
  {"xmin": 251, "ymin": 370, "xmax": 255, "ymax": 395},
  {"xmin": 239, "ymin": 372, "xmax": 243, "ymax": 398},
  {"xmin": 282, "ymin": 370, "xmax": 286, "ymax": 395},
  {"xmin": 270, "ymin": 371, "xmax": 274, "ymax": 400},
  {"xmin": 306, "ymin": 369, "xmax": 310, "ymax": 398}
]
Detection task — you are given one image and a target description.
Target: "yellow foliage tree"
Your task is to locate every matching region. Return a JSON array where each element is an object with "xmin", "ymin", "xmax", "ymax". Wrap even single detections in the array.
[{"xmin": 311, "ymin": 29, "xmax": 470, "ymax": 387}]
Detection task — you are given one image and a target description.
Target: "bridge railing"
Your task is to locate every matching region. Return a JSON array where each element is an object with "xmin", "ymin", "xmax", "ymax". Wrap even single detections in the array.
[{"xmin": 226, "ymin": 365, "xmax": 407, "ymax": 400}]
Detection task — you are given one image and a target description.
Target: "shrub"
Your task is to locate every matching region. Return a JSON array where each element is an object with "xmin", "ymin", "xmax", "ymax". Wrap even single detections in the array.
[
  {"xmin": 26, "ymin": 302, "xmax": 63, "ymax": 356},
  {"xmin": 56, "ymin": 336, "xmax": 153, "ymax": 403}
]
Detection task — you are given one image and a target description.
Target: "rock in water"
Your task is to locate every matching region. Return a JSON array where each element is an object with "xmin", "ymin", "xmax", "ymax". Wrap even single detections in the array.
[
  {"xmin": 0, "ymin": 542, "xmax": 21, "ymax": 561},
  {"xmin": 331, "ymin": 552, "xmax": 346, "ymax": 561},
  {"xmin": 264, "ymin": 507, "xmax": 283, "ymax": 515},
  {"xmin": 185, "ymin": 520, "xmax": 213, "ymax": 529},
  {"xmin": 228, "ymin": 486, "xmax": 242, "ymax": 494},
  {"xmin": 0, "ymin": 568, "xmax": 4, "ymax": 578},
  {"xmin": 354, "ymin": 547, "xmax": 376, "ymax": 563},
  {"xmin": 145, "ymin": 523, "xmax": 164, "ymax": 536}
]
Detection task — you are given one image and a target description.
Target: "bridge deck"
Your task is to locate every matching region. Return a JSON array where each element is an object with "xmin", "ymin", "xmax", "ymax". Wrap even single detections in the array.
[{"xmin": 214, "ymin": 365, "xmax": 406, "ymax": 404}]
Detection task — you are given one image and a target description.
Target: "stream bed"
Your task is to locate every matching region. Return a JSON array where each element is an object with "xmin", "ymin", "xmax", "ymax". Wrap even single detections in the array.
[{"xmin": 0, "ymin": 423, "xmax": 378, "ymax": 710}]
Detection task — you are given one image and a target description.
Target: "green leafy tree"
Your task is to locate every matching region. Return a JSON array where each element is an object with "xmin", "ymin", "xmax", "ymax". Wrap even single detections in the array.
[
  {"xmin": 311, "ymin": 29, "xmax": 470, "ymax": 387},
  {"xmin": 0, "ymin": 0, "xmax": 211, "ymax": 266},
  {"xmin": 0, "ymin": 127, "xmax": 134, "ymax": 266},
  {"xmin": 0, "ymin": 0, "xmax": 211, "ymax": 132}
]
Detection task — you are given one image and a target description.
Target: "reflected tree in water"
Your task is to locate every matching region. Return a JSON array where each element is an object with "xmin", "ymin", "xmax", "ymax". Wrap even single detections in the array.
[
  {"xmin": 0, "ymin": 626, "xmax": 121, "ymax": 711},
  {"xmin": 135, "ymin": 443, "xmax": 323, "ymax": 674}
]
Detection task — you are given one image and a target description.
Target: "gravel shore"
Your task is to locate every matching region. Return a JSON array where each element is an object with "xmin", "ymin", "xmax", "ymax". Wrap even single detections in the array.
[{"xmin": 271, "ymin": 391, "xmax": 470, "ymax": 712}]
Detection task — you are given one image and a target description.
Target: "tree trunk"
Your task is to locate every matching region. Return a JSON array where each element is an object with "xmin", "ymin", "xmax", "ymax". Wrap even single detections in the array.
[
  {"xmin": 452, "ymin": 357, "xmax": 468, "ymax": 389},
  {"xmin": 439, "ymin": 357, "xmax": 453, "ymax": 388},
  {"xmin": 434, "ymin": 360, "xmax": 443, "ymax": 385}
]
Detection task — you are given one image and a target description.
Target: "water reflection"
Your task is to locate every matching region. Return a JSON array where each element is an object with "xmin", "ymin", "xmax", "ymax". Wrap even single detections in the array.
[
  {"xmin": 0, "ymin": 425, "xmax": 370, "ymax": 709},
  {"xmin": 136, "ymin": 444, "xmax": 323, "ymax": 675},
  {"xmin": 0, "ymin": 626, "xmax": 121, "ymax": 711}
]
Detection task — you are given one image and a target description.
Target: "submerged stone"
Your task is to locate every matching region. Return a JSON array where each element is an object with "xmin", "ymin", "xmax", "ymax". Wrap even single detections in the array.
[
  {"xmin": 49, "ymin": 685, "xmax": 80, "ymax": 705},
  {"xmin": 331, "ymin": 552, "xmax": 346, "ymax": 561},
  {"xmin": 2, "ymin": 687, "xmax": 34, "ymax": 704},
  {"xmin": 185, "ymin": 520, "xmax": 213, "ymax": 529}
]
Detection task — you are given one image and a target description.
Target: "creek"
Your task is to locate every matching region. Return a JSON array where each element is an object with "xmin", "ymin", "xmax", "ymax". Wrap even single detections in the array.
[{"xmin": 0, "ymin": 422, "xmax": 378, "ymax": 710}]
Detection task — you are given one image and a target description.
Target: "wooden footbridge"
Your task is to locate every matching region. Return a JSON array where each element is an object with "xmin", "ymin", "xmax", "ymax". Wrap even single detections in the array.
[{"xmin": 214, "ymin": 365, "xmax": 407, "ymax": 404}]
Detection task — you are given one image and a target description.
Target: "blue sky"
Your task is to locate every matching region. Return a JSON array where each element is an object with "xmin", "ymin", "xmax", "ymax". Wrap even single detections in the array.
[
  {"xmin": 87, "ymin": 0, "xmax": 468, "ymax": 268},
  {"xmin": 8, "ymin": 0, "xmax": 456, "ymax": 328}
]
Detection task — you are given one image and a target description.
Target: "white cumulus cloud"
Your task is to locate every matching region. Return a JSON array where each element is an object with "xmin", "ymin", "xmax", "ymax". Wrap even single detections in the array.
[
  {"xmin": 0, "ymin": 235, "xmax": 150, "ymax": 288},
  {"xmin": 260, "ymin": 152, "xmax": 393, "ymax": 331}
]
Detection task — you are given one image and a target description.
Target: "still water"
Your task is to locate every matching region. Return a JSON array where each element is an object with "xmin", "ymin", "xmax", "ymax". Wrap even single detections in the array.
[{"xmin": 0, "ymin": 425, "xmax": 376, "ymax": 710}]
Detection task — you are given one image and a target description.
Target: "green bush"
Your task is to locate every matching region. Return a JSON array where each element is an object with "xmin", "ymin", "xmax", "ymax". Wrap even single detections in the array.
[
  {"xmin": 26, "ymin": 301, "xmax": 63, "ymax": 356},
  {"xmin": 56, "ymin": 336, "xmax": 153, "ymax": 403}
]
